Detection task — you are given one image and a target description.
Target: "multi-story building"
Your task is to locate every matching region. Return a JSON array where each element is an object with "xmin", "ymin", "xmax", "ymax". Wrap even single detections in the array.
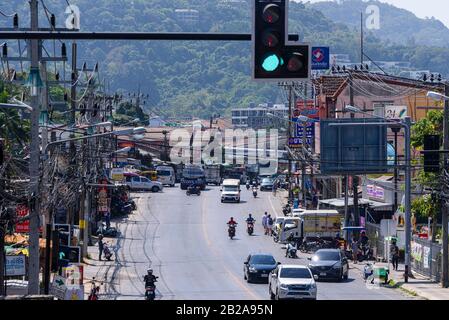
[{"xmin": 231, "ymin": 103, "xmax": 288, "ymax": 129}]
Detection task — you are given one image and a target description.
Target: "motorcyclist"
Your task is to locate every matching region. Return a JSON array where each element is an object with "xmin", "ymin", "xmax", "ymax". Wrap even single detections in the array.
[
  {"xmin": 285, "ymin": 233, "xmax": 298, "ymax": 258},
  {"xmin": 227, "ymin": 217, "xmax": 238, "ymax": 227},
  {"xmin": 144, "ymin": 269, "xmax": 158, "ymax": 287},
  {"xmin": 245, "ymin": 214, "xmax": 255, "ymax": 225},
  {"xmin": 360, "ymin": 231, "xmax": 369, "ymax": 246},
  {"xmin": 246, "ymin": 181, "xmax": 251, "ymax": 190}
]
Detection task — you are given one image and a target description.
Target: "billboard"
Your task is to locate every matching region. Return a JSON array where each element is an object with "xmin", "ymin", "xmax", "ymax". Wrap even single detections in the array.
[
  {"xmin": 296, "ymin": 100, "xmax": 319, "ymax": 119},
  {"xmin": 320, "ymin": 119, "xmax": 388, "ymax": 174},
  {"xmin": 311, "ymin": 47, "xmax": 330, "ymax": 70}
]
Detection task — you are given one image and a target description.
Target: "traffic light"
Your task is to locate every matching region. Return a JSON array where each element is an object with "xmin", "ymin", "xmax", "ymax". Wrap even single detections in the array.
[
  {"xmin": 423, "ymin": 135, "xmax": 440, "ymax": 173},
  {"xmin": 253, "ymin": 0, "xmax": 310, "ymax": 80}
]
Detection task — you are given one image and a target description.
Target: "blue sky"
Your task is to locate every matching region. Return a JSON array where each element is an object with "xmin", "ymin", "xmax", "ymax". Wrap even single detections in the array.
[{"xmin": 300, "ymin": 0, "xmax": 449, "ymax": 28}]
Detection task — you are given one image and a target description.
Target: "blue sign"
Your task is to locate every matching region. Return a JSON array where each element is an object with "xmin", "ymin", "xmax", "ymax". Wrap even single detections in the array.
[
  {"xmin": 296, "ymin": 123, "xmax": 315, "ymax": 143},
  {"xmin": 311, "ymin": 47, "xmax": 330, "ymax": 70}
]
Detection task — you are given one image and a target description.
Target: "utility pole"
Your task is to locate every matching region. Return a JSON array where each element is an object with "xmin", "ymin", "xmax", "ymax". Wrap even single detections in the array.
[
  {"xmin": 28, "ymin": 0, "xmax": 41, "ymax": 295},
  {"xmin": 302, "ymin": 83, "xmax": 307, "ymax": 209},
  {"xmin": 287, "ymin": 84, "xmax": 293, "ymax": 202},
  {"xmin": 442, "ymin": 82, "xmax": 449, "ymax": 288},
  {"xmin": 392, "ymin": 127, "xmax": 401, "ymax": 213},
  {"xmin": 0, "ymin": 138, "xmax": 4, "ymax": 296}
]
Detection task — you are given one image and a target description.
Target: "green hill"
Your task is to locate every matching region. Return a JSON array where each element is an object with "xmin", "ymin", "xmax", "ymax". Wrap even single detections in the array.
[{"xmin": 1, "ymin": 0, "xmax": 449, "ymax": 118}]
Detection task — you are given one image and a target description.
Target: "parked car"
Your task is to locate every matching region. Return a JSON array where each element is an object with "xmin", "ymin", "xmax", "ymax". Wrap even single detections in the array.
[
  {"xmin": 308, "ymin": 249, "xmax": 349, "ymax": 282},
  {"xmin": 243, "ymin": 254, "xmax": 279, "ymax": 283},
  {"xmin": 125, "ymin": 175, "xmax": 163, "ymax": 192},
  {"xmin": 269, "ymin": 265, "xmax": 317, "ymax": 300},
  {"xmin": 260, "ymin": 178, "xmax": 274, "ymax": 191}
]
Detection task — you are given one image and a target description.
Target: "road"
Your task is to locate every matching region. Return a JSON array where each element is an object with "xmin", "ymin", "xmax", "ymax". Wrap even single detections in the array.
[{"xmin": 100, "ymin": 186, "xmax": 417, "ymax": 300}]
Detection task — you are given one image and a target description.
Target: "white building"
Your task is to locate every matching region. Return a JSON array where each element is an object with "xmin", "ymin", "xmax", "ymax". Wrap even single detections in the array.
[{"xmin": 231, "ymin": 103, "xmax": 288, "ymax": 129}]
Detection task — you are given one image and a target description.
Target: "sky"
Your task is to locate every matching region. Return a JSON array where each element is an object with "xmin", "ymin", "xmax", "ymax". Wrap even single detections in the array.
[{"xmin": 301, "ymin": 0, "xmax": 449, "ymax": 28}]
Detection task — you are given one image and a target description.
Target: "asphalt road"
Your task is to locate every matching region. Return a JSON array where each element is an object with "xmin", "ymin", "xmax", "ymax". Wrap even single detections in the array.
[{"xmin": 104, "ymin": 186, "xmax": 417, "ymax": 300}]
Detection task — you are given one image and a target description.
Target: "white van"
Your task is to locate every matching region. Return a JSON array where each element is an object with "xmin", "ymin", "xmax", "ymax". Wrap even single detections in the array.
[
  {"xmin": 221, "ymin": 179, "xmax": 241, "ymax": 203},
  {"xmin": 156, "ymin": 166, "xmax": 176, "ymax": 187}
]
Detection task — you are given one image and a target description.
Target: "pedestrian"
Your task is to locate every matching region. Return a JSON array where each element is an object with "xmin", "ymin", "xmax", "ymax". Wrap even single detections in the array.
[
  {"xmin": 267, "ymin": 214, "xmax": 274, "ymax": 236},
  {"xmin": 262, "ymin": 212, "xmax": 268, "ymax": 235},
  {"xmin": 98, "ymin": 234, "xmax": 104, "ymax": 261},
  {"xmin": 272, "ymin": 184, "xmax": 277, "ymax": 196},
  {"xmin": 351, "ymin": 236, "xmax": 359, "ymax": 264},
  {"xmin": 105, "ymin": 211, "xmax": 111, "ymax": 229},
  {"xmin": 390, "ymin": 239, "xmax": 400, "ymax": 271}
]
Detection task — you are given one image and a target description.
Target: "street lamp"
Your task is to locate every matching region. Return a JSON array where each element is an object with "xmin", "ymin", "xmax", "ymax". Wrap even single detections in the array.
[
  {"xmin": 342, "ymin": 104, "xmax": 413, "ymax": 283},
  {"xmin": 427, "ymin": 91, "xmax": 449, "ymax": 101}
]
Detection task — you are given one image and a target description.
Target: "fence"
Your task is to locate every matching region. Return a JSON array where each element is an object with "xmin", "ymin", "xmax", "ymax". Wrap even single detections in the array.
[
  {"xmin": 366, "ymin": 222, "xmax": 385, "ymax": 261},
  {"xmin": 411, "ymin": 236, "xmax": 442, "ymax": 282}
]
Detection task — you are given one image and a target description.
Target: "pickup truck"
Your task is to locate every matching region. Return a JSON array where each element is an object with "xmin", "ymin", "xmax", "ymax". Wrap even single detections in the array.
[{"xmin": 125, "ymin": 175, "xmax": 163, "ymax": 192}]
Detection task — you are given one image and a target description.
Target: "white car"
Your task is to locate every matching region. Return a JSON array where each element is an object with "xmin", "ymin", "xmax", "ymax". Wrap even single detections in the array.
[
  {"xmin": 126, "ymin": 175, "xmax": 163, "ymax": 192},
  {"xmin": 269, "ymin": 265, "xmax": 317, "ymax": 300}
]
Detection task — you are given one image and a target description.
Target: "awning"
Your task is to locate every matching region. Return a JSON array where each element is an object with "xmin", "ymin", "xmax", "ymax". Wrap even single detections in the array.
[{"xmin": 319, "ymin": 198, "xmax": 393, "ymax": 210}]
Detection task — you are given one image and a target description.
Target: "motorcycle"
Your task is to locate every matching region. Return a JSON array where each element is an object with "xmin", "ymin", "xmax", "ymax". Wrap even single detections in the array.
[
  {"xmin": 228, "ymin": 224, "xmax": 237, "ymax": 240},
  {"xmin": 103, "ymin": 243, "xmax": 113, "ymax": 261},
  {"xmin": 88, "ymin": 284, "xmax": 100, "ymax": 300},
  {"xmin": 186, "ymin": 185, "xmax": 201, "ymax": 196},
  {"xmin": 282, "ymin": 204, "xmax": 291, "ymax": 216},
  {"xmin": 247, "ymin": 222, "xmax": 254, "ymax": 236},
  {"xmin": 253, "ymin": 189, "xmax": 258, "ymax": 198},
  {"xmin": 357, "ymin": 243, "xmax": 374, "ymax": 262},
  {"xmin": 246, "ymin": 183, "xmax": 250, "ymax": 190},
  {"xmin": 144, "ymin": 277, "xmax": 158, "ymax": 301},
  {"xmin": 286, "ymin": 242, "xmax": 298, "ymax": 258},
  {"xmin": 96, "ymin": 223, "xmax": 118, "ymax": 238}
]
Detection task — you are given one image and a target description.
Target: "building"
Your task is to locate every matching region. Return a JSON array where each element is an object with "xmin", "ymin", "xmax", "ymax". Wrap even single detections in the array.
[
  {"xmin": 231, "ymin": 103, "xmax": 288, "ymax": 129},
  {"xmin": 149, "ymin": 116, "xmax": 167, "ymax": 128}
]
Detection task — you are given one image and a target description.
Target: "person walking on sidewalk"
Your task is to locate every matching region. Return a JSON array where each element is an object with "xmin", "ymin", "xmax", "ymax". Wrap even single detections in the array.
[
  {"xmin": 267, "ymin": 214, "xmax": 274, "ymax": 236},
  {"xmin": 262, "ymin": 212, "xmax": 268, "ymax": 235},
  {"xmin": 98, "ymin": 234, "xmax": 104, "ymax": 261},
  {"xmin": 390, "ymin": 239, "xmax": 400, "ymax": 271}
]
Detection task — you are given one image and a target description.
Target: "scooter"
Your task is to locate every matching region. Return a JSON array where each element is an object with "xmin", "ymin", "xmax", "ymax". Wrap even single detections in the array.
[
  {"xmin": 286, "ymin": 243, "xmax": 298, "ymax": 258},
  {"xmin": 247, "ymin": 222, "xmax": 254, "ymax": 236},
  {"xmin": 228, "ymin": 224, "xmax": 237, "ymax": 240},
  {"xmin": 253, "ymin": 190, "xmax": 257, "ymax": 198},
  {"xmin": 246, "ymin": 183, "xmax": 250, "ymax": 190},
  {"xmin": 144, "ymin": 278, "xmax": 158, "ymax": 301},
  {"xmin": 357, "ymin": 244, "xmax": 374, "ymax": 262},
  {"xmin": 103, "ymin": 243, "xmax": 113, "ymax": 261},
  {"xmin": 282, "ymin": 204, "xmax": 291, "ymax": 216}
]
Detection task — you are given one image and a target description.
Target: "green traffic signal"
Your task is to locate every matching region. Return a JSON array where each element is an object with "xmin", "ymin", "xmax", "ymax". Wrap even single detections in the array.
[{"xmin": 262, "ymin": 53, "xmax": 282, "ymax": 72}]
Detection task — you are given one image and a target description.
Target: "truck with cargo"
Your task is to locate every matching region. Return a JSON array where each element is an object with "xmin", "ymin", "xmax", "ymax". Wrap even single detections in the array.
[{"xmin": 204, "ymin": 165, "xmax": 221, "ymax": 185}]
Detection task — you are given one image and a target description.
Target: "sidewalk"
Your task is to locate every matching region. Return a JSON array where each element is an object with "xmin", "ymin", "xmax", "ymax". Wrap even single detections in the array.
[
  {"xmin": 350, "ymin": 261, "xmax": 449, "ymax": 300},
  {"xmin": 82, "ymin": 235, "xmax": 118, "ymax": 300}
]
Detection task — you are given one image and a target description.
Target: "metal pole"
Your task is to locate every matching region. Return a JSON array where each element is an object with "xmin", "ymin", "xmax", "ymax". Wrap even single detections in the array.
[
  {"xmin": 302, "ymin": 121, "xmax": 307, "ymax": 208},
  {"xmin": 0, "ymin": 224, "xmax": 5, "ymax": 296},
  {"xmin": 393, "ymin": 127, "xmax": 400, "ymax": 213},
  {"xmin": 404, "ymin": 116, "xmax": 412, "ymax": 282},
  {"xmin": 288, "ymin": 85, "xmax": 293, "ymax": 202},
  {"xmin": 442, "ymin": 83, "xmax": 449, "ymax": 288},
  {"xmin": 43, "ymin": 223, "xmax": 51, "ymax": 294},
  {"xmin": 28, "ymin": 0, "xmax": 41, "ymax": 295}
]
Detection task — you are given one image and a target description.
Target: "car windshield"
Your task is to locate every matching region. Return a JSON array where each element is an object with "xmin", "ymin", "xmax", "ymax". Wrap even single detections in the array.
[
  {"xmin": 280, "ymin": 268, "xmax": 312, "ymax": 279},
  {"xmin": 262, "ymin": 179, "xmax": 273, "ymax": 184},
  {"xmin": 157, "ymin": 170, "xmax": 171, "ymax": 176},
  {"xmin": 250, "ymin": 255, "xmax": 276, "ymax": 265},
  {"xmin": 224, "ymin": 186, "xmax": 239, "ymax": 192},
  {"xmin": 313, "ymin": 251, "xmax": 340, "ymax": 261}
]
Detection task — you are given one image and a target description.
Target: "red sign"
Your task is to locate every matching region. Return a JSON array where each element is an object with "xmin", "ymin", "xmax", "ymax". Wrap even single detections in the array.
[
  {"xmin": 296, "ymin": 100, "xmax": 319, "ymax": 119},
  {"xmin": 15, "ymin": 205, "xmax": 30, "ymax": 233}
]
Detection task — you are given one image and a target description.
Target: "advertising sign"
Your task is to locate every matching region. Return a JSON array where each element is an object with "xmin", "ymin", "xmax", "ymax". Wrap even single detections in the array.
[
  {"xmin": 367, "ymin": 185, "xmax": 385, "ymax": 201},
  {"xmin": 385, "ymin": 106, "xmax": 407, "ymax": 120},
  {"xmin": 15, "ymin": 204, "xmax": 30, "ymax": 233},
  {"xmin": 5, "ymin": 255, "xmax": 26, "ymax": 276},
  {"xmin": 50, "ymin": 275, "xmax": 67, "ymax": 300},
  {"xmin": 411, "ymin": 241, "xmax": 423, "ymax": 262},
  {"xmin": 63, "ymin": 264, "xmax": 84, "ymax": 287},
  {"xmin": 288, "ymin": 137, "xmax": 303, "ymax": 148},
  {"xmin": 311, "ymin": 47, "xmax": 330, "ymax": 70},
  {"xmin": 296, "ymin": 122, "xmax": 315, "ymax": 145},
  {"xmin": 302, "ymin": 215, "xmax": 341, "ymax": 234},
  {"xmin": 64, "ymin": 286, "xmax": 84, "ymax": 300},
  {"xmin": 296, "ymin": 100, "xmax": 319, "ymax": 119},
  {"xmin": 110, "ymin": 167, "xmax": 125, "ymax": 181},
  {"xmin": 98, "ymin": 179, "xmax": 109, "ymax": 213}
]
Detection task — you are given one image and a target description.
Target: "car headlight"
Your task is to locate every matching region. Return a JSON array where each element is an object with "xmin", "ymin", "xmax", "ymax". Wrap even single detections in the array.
[
  {"xmin": 279, "ymin": 284, "xmax": 289, "ymax": 290},
  {"xmin": 311, "ymin": 283, "xmax": 317, "ymax": 289},
  {"xmin": 248, "ymin": 267, "xmax": 257, "ymax": 273}
]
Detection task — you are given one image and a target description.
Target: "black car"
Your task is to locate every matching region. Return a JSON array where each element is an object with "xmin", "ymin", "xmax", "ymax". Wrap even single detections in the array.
[
  {"xmin": 244, "ymin": 254, "xmax": 279, "ymax": 283},
  {"xmin": 308, "ymin": 249, "xmax": 349, "ymax": 282}
]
